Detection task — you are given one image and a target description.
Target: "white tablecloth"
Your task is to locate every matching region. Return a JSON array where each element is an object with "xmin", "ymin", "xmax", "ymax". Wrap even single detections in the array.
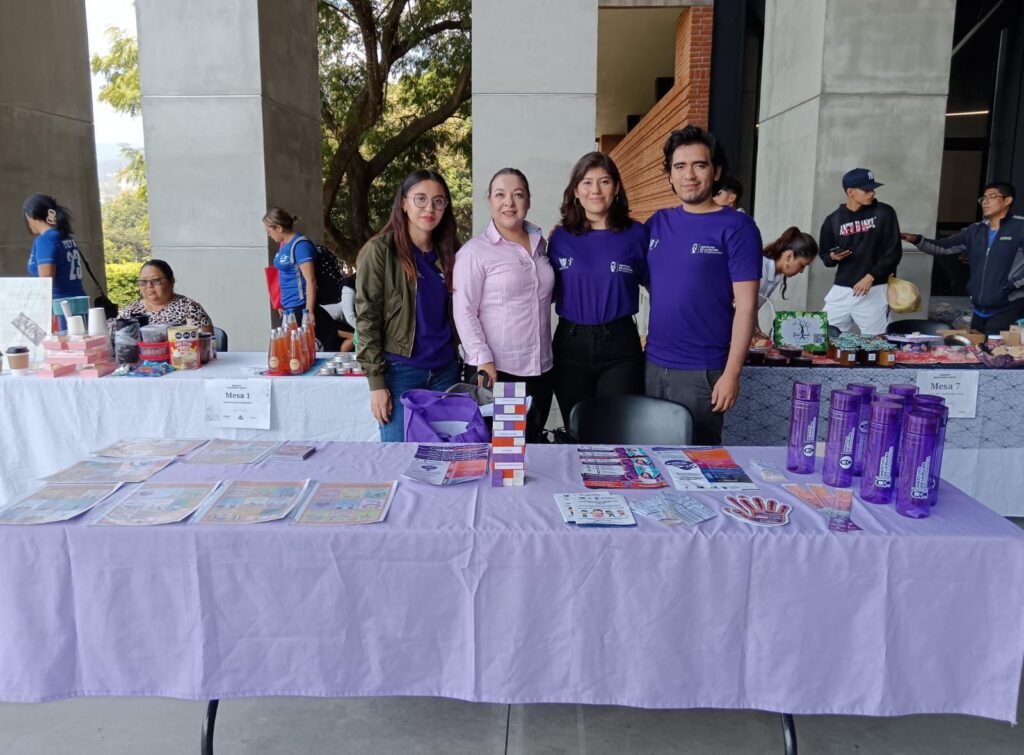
[{"xmin": 0, "ymin": 353, "xmax": 377, "ymax": 505}]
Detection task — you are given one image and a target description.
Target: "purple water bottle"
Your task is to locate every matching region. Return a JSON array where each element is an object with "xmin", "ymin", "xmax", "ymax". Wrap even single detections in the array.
[
  {"xmin": 846, "ymin": 383, "xmax": 876, "ymax": 476},
  {"xmin": 822, "ymin": 390, "xmax": 860, "ymax": 488},
  {"xmin": 914, "ymin": 402, "xmax": 948, "ymax": 507},
  {"xmin": 894, "ymin": 411, "xmax": 940, "ymax": 519},
  {"xmin": 859, "ymin": 401, "xmax": 903, "ymax": 504},
  {"xmin": 913, "ymin": 394, "xmax": 945, "ymax": 408},
  {"xmin": 889, "ymin": 383, "xmax": 919, "ymax": 400},
  {"xmin": 881, "ymin": 393, "xmax": 909, "ymax": 478},
  {"xmin": 786, "ymin": 382, "xmax": 821, "ymax": 474}
]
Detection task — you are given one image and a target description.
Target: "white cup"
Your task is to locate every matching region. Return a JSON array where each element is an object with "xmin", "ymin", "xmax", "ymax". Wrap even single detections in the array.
[
  {"xmin": 67, "ymin": 315, "xmax": 86, "ymax": 336},
  {"xmin": 87, "ymin": 308, "xmax": 108, "ymax": 336}
]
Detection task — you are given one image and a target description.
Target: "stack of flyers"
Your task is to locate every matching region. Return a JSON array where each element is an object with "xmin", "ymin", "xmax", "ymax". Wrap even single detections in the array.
[
  {"xmin": 402, "ymin": 444, "xmax": 490, "ymax": 486},
  {"xmin": 578, "ymin": 446, "xmax": 667, "ymax": 489},
  {"xmin": 650, "ymin": 446, "xmax": 757, "ymax": 491},
  {"xmin": 553, "ymin": 492, "xmax": 637, "ymax": 527},
  {"xmin": 293, "ymin": 481, "xmax": 397, "ymax": 525},
  {"xmin": 749, "ymin": 458, "xmax": 789, "ymax": 483},
  {"xmin": 783, "ymin": 483, "xmax": 861, "ymax": 532},
  {"xmin": 629, "ymin": 490, "xmax": 717, "ymax": 527},
  {"xmin": 271, "ymin": 443, "xmax": 316, "ymax": 461}
]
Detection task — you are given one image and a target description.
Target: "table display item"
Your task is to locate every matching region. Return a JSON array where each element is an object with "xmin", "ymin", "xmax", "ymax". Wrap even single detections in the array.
[
  {"xmin": 650, "ymin": 446, "xmax": 756, "ymax": 491},
  {"xmin": 168, "ymin": 326, "xmax": 201, "ymax": 370},
  {"xmin": 858, "ymin": 401, "xmax": 903, "ymax": 505},
  {"xmin": 783, "ymin": 483, "xmax": 862, "ymax": 532},
  {"xmin": 913, "ymin": 401, "xmax": 948, "ymax": 507},
  {"xmin": 721, "ymin": 494, "xmax": 791, "ymax": 528},
  {"xmin": 889, "ymin": 383, "xmax": 919, "ymax": 399},
  {"xmin": 553, "ymin": 492, "xmax": 636, "ymax": 527},
  {"xmin": 95, "ymin": 438, "xmax": 209, "ymax": 459},
  {"xmin": 113, "ymin": 318, "xmax": 143, "ymax": 365},
  {"xmin": 749, "ymin": 458, "xmax": 788, "ymax": 483},
  {"xmin": 786, "ymin": 381, "xmax": 821, "ymax": 474},
  {"xmin": 877, "ymin": 394, "xmax": 909, "ymax": 479},
  {"xmin": 822, "ymin": 390, "xmax": 860, "ymax": 488},
  {"xmin": 94, "ymin": 482, "xmax": 220, "ymax": 526},
  {"xmin": 0, "ymin": 483, "xmax": 121, "ymax": 525},
  {"xmin": 402, "ymin": 443, "xmax": 490, "ymax": 485},
  {"xmin": 5, "ymin": 345, "xmax": 29, "ymax": 371},
  {"xmin": 894, "ymin": 411, "xmax": 940, "ymax": 519},
  {"xmin": 195, "ymin": 479, "xmax": 310, "ymax": 524},
  {"xmin": 773, "ymin": 311, "xmax": 829, "ymax": 354},
  {"xmin": 293, "ymin": 481, "xmax": 397, "ymax": 525},
  {"xmin": 628, "ymin": 491, "xmax": 717, "ymax": 527},
  {"xmin": 578, "ymin": 446, "xmax": 667, "ymax": 489},
  {"xmin": 845, "ymin": 383, "xmax": 876, "ymax": 476},
  {"xmin": 182, "ymin": 439, "xmax": 280, "ymax": 465},
  {"xmin": 270, "ymin": 442, "xmax": 317, "ymax": 461},
  {"xmin": 492, "ymin": 381, "xmax": 527, "ymax": 486},
  {"xmin": 43, "ymin": 457, "xmax": 175, "ymax": 484}
]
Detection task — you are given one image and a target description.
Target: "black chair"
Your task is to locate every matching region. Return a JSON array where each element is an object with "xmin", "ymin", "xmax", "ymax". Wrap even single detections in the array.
[
  {"xmin": 885, "ymin": 319, "xmax": 948, "ymax": 336},
  {"xmin": 569, "ymin": 395, "xmax": 694, "ymax": 445},
  {"xmin": 213, "ymin": 327, "xmax": 228, "ymax": 352}
]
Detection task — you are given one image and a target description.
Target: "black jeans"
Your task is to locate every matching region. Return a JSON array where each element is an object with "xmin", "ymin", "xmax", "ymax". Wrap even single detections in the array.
[
  {"xmin": 552, "ymin": 317, "xmax": 645, "ymax": 427},
  {"xmin": 971, "ymin": 299, "xmax": 1024, "ymax": 336},
  {"xmin": 645, "ymin": 361, "xmax": 725, "ymax": 445},
  {"xmin": 465, "ymin": 365, "xmax": 555, "ymax": 443}
]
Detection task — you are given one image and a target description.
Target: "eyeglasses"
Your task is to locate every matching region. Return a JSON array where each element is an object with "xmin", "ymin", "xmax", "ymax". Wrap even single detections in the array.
[
  {"xmin": 137, "ymin": 277, "xmax": 167, "ymax": 288},
  {"xmin": 978, "ymin": 194, "xmax": 1006, "ymax": 204},
  {"xmin": 410, "ymin": 194, "xmax": 448, "ymax": 211}
]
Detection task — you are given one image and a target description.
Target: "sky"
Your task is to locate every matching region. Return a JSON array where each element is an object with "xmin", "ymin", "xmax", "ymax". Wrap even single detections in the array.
[{"xmin": 85, "ymin": 0, "xmax": 144, "ymax": 147}]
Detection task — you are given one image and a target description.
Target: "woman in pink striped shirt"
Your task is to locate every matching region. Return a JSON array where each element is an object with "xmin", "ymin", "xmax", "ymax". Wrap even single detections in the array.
[{"xmin": 453, "ymin": 168, "xmax": 555, "ymax": 442}]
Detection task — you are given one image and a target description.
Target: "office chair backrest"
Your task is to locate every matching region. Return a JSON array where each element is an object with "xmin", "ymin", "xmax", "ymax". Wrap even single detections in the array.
[{"xmin": 569, "ymin": 395, "xmax": 694, "ymax": 445}]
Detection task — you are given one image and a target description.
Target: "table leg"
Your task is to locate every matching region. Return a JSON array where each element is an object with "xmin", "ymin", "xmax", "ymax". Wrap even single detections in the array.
[
  {"xmin": 780, "ymin": 713, "xmax": 797, "ymax": 755},
  {"xmin": 201, "ymin": 699, "xmax": 219, "ymax": 755}
]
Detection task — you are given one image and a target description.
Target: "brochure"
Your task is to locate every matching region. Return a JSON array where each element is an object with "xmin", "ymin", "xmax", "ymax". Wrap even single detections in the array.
[
  {"xmin": 553, "ymin": 492, "xmax": 636, "ymax": 527},
  {"xmin": 195, "ymin": 479, "xmax": 309, "ymax": 524},
  {"xmin": 577, "ymin": 446, "xmax": 667, "ymax": 489},
  {"xmin": 94, "ymin": 482, "xmax": 220, "ymax": 526},
  {"xmin": 630, "ymin": 491, "xmax": 717, "ymax": 527},
  {"xmin": 43, "ymin": 457, "xmax": 176, "ymax": 485},
  {"xmin": 293, "ymin": 481, "xmax": 397, "ymax": 525},
  {"xmin": 402, "ymin": 444, "xmax": 490, "ymax": 485},
  {"xmin": 0, "ymin": 483, "xmax": 121, "ymax": 525},
  {"xmin": 650, "ymin": 446, "xmax": 757, "ymax": 491},
  {"xmin": 783, "ymin": 483, "xmax": 862, "ymax": 532},
  {"xmin": 95, "ymin": 438, "xmax": 209, "ymax": 459},
  {"xmin": 183, "ymin": 439, "xmax": 280, "ymax": 465}
]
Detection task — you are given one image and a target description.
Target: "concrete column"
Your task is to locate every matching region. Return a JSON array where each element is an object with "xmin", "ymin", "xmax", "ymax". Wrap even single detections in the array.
[
  {"xmin": 471, "ymin": 0, "xmax": 598, "ymax": 236},
  {"xmin": 0, "ymin": 0, "xmax": 104, "ymax": 294},
  {"xmin": 755, "ymin": 0, "xmax": 957, "ymax": 319},
  {"xmin": 137, "ymin": 0, "xmax": 322, "ymax": 350}
]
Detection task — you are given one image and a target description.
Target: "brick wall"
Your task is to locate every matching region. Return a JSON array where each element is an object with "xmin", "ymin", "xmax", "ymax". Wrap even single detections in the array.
[{"xmin": 608, "ymin": 6, "xmax": 714, "ymax": 221}]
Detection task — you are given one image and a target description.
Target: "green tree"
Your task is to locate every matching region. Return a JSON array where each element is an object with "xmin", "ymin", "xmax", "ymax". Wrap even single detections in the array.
[
  {"xmin": 319, "ymin": 0, "xmax": 472, "ymax": 260},
  {"xmin": 102, "ymin": 191, "xmax": 151, "ymax": 264},
  {"xmin": 90, "ymin": 26, "xmax": 141, "ymax": 116}
]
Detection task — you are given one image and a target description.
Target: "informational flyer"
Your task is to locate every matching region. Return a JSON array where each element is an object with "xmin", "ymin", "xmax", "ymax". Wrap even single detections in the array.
[
  {"xmin": 553, "ymin": 492, "xmax": 636, "ymax": 527},
  {"xmin": 183, "ymin": 439, "xmax": 280, "ymax": 465},
  {"xmin": 0, "ymin": 483, "xmax": 121, "ymax": 525},
  {"xmin": 629, "ymin": 491, "xmax": 717, "ymax": 527},
  {"xmin": 204, "ymin": 379, "xmax": 273, "ymax": 430},
  {"xmin": 293, "ymin": 481, "xmax": 397, "ymax": 525},
  {"xmin": 650, "ymin": 446, "xmax": 757, "ymax": 491},
  {"xmin": 783, "ymin": 483, "xmax": 861, "ymax": 532},
  {"xmin": 195, "ymin": 479, "xmax": 309, "ymax": 524},
  {"xmin": 402, "ymin": 444, "xmax": 490, "ymax": 485},
  {"xmin": 577, "ymin": 446, "xmax": 667, "ymax": 489},
  {"xmin": 44, "ymin": 457, "xmax": 176, "ymax": 485},
  {"xmin": 95, "ymin": 438, "xmax": 209, "ymax": 459},
  {"xmin": 94, "ymin": 482, "xmax": 220, "ymax": 526}
]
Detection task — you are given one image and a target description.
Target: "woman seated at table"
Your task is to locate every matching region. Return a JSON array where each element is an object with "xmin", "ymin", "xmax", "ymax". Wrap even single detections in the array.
[
  {"xmin": 117, "ymin": 259, "xmax": 214, "ymax": 332},
  {"xmin": 453, "ymin": 168, "xmax": 555, "ymax": 442},
  {"xmin": 355, "ymin": 169, "xmax": 462, "ymax": 441}
]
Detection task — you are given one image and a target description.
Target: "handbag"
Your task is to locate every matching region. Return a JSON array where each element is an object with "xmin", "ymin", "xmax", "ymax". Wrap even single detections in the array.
[{"xmin": 401, "ymin": 389, "xmax": 490, "ymax": 444}]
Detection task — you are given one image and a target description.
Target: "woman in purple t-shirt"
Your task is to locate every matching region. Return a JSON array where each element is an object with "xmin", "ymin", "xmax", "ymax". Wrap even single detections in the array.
[{"xmin": 549, "ymin": 152, "xmax": 649, "ymax": 428}]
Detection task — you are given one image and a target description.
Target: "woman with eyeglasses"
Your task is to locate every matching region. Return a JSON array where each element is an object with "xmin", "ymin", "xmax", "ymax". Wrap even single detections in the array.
[
  {"xmin": 115, "ymin": 259, "xmax": 214, "ymax": 332},
  {"xmin": 453, "ymin": 168, "xmax": 555, "ymax": 442},
  {"xmin": 355, "ymin": 169, "xmax": 462, "ymax": 441},
  {"xmin": 23, "ymin": 194, "xmax": 87, "ymax": 300},
  {"xmin": 901, "ymin": 181, "xmax": 1024, "ymax": 335}
]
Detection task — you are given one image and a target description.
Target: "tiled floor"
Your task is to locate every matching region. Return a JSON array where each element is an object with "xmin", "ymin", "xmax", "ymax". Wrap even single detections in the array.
[{"xmin": 2, "ymin": 678, "xmax": 1022, "ymax": 755}]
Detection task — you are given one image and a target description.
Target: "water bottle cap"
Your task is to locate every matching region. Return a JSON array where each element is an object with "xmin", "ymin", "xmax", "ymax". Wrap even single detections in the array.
[
  {"xmin": 915, "ymin": 403, "xmax": 949, "ymax": 423},
  {"xmin": 888, "ymin": 384, "xmax": 919, "ymax": 398},
  {"xmin": 792, "ymin": 381, "xmax": 821, "ymax": 401},
  {"xmin": 829, "ymin": 389, "xmax": 861, "ymax": 413},
  {"xmin": 879, "ymin": 393, "xmax": 908, "ymax": 406},
  {"xmin": 869, "ymin": 401, "xmax": 903, "ymax": 424},
  {"xmin": 845, "ymin": 383, "xmax": 876, "ymax": 403},
  {"xmin": 913, "ymin": 394, "xmax": 945, "ymax": 406},
  {"xmin": 904, "ymin": 410, "xmax": 940, "ymax": 436}
]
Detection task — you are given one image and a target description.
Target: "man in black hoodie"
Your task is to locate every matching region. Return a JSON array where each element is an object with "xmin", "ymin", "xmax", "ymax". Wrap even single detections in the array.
[
  {"xmin": 901, "ymin": 182, "xmax": 1024, "ymax": 335},
  {"xmin": 819, "ymin": 168, "xmax": 903, "ymax": 335}
]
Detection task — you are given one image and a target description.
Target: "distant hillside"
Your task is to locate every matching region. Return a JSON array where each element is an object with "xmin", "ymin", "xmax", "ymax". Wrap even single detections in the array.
[{"xmin": 95, "ymin": 142, "xmax": 141, "ymax": 202}]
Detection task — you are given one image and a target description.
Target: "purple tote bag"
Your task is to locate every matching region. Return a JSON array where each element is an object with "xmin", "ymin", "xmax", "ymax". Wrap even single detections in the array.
[{"xmin": 401, "ymin": 389, "xmax": 490, "ymax": 443}]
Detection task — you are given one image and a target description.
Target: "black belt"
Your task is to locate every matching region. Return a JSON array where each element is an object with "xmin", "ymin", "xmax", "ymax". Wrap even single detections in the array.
[{"xmin": 559, "ymin": 316, "xmax": 635, "ymax": 335}]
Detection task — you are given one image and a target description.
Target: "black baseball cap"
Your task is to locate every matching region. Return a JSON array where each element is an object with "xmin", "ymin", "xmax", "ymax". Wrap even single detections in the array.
[{"xmin": 842, "ymin": 168, "xmax": 883, "ymax": 191}]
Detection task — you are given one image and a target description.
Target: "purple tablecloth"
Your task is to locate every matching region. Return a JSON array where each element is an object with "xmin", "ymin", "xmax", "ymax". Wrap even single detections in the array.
[{"xmin": 1, "ymin": 444, "xmax": 1022, "ymax": 721}]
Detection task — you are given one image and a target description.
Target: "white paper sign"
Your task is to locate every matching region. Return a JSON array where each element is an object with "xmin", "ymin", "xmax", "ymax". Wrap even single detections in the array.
[
  {"xmin": 204, "ymin": 379, "xmax": 272, "ymax": 429},
  {"xmin": 915, "ymin": 371, "xmax": 979, "ymax": 418},
  {"xmin": 0, "ymin": 277, "xmax": 52, "ymax": 363}
]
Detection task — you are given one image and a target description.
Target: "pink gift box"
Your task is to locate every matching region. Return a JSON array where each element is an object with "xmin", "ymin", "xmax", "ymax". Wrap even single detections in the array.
[
  {"xmin": 35, "ymin": 363, "xmax": 77, "ymax": 378},
  {"xmin": 78, "ymin": 361, "xmax": 118, "ymax": 379},
  {"xmin": 65, "ymin": 336, "xmax": 109, "ymax": 351},
  {"xmin": 45, "ymin": 348, "xmax": 112, "ymax": 366}
]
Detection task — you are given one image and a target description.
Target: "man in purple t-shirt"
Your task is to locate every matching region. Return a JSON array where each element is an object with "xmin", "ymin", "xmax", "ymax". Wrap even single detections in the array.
[{"xmin": 645, "ymin": 125, "xmax": 762, "ymax": 444}]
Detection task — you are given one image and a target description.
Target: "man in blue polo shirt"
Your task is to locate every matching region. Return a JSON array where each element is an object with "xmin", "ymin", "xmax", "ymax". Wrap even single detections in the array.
[{"xmin": 645, "ymin": 125, "xmax": 762, "ymax": 444}]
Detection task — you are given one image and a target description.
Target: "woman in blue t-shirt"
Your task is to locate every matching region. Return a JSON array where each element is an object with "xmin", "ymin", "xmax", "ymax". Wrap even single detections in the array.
[
  {"xmin": 549, "ymin": 152, "xmax": 648, "ymax": 428},
  {"xmin": 23, "ymin": 194, "xmax": 87, "ymax": 300},
  {"xmin": 263, "ymin": 207, "xmax": 317, "ymax": 324}
]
